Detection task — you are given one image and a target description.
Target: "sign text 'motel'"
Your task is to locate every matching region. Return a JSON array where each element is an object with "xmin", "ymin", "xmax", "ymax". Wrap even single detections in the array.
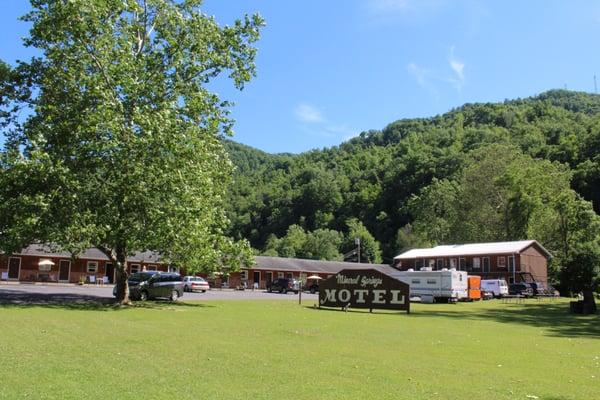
[{"xmin": 319, "ymin": 269, "xmax": 410, "ymax": 313}]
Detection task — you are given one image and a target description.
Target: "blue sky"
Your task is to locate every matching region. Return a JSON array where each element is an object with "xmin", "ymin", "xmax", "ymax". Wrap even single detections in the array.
[{"xmin": 2, "ymin": 1, "xmax": 600, "ymax": 153}]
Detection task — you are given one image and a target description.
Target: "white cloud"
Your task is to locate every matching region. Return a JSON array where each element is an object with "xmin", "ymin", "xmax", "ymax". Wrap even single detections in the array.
[
  {"xmin": 449, "ymin": 60, "xmax": 464, "ymax": 81},
  {"xmin": 294, "ymin": 104, "xmax": 357, "ymax": 139},
  {"xmin": 294, "ymin": 103, "xmax": 324, "ymax": 123},
  {"xmin": 407, "ymin": 62, "xmax": 439, "ymax": 98},
  {"xmin": 407, "ymin": 63, "xmax": 429, "ymax": 87},
  {"xmin": 407, "ymin": 47, "xmax": 467, "ymax": 95},
  {"xmin": 448, "ymin": 46, "xmax": 466, "ymax": 90}
]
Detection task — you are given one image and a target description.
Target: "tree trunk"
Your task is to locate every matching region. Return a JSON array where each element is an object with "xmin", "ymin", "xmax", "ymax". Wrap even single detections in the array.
[{"xmin": 114, "ymin": 248, "xmax": 130, "ymax": 305}]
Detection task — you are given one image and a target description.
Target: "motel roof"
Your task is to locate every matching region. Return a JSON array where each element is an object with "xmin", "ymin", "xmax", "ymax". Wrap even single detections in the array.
[
  {"xmin": 16, "ymin": 244, "xmax": 164, "ymax": 263},
  {"xmin": 252, "ymin": 256, "xmax": 398, "ymax": 275},
  {"xmin": 393, "ymin": 240, "xmax": 551, "ymax": 260},
  {"xmin": 10, "ymin": 245, "xmax": 398, "ymax": 274}
]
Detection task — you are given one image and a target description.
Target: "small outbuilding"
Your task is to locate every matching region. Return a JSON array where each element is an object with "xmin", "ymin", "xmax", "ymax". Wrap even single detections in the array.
[{"xmin": 393, "ymin": 240, "xmax": 551, "ymax": 284}]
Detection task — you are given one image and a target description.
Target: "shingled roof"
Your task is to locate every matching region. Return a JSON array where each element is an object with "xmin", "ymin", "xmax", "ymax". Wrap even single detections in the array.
[
  {"xmin": 252, "ymin": 256, "xmax": 397, "ymax": 275},
  {"xmin": 15, "ymin": 244, "xmax": 164, "ymax": 263}
]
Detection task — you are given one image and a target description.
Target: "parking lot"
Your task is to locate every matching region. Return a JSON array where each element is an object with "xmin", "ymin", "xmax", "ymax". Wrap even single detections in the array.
[{"xmin": 0, "ymin": 282, "xmax": 318, "ymax": 304}]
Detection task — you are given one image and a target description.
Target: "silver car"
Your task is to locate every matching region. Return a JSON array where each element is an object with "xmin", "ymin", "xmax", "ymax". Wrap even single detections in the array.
[{"xmin": 182, "ymin": 276, "xmax": 210, "ymax": 293}]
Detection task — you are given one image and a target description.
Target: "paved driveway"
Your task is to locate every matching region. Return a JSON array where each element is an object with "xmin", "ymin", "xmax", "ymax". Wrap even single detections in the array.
[{"xmin": 0, "ymin": 282, "xmax": 318, "ymax": 304}]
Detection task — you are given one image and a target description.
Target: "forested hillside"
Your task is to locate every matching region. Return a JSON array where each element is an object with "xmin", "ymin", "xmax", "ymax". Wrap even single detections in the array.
[{"xmin": 224, "ymin": 90, "xmax": 600, "ymax": 291}]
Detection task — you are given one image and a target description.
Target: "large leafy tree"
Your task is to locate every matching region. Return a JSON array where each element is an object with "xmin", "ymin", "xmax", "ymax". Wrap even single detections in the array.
[{"xmin": 0, "ymin": 0, "xmax": 263, "ymax": 303}]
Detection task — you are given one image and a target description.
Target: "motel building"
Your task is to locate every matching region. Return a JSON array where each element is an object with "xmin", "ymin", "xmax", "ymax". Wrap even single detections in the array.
[
  {"xmin": 228, "ymin": 256, "xmax": 398, "ymax": 290},
  {"xmin": 0, "ymin": 245, "xmax": 396, "ymax": 287},
  {"xmin": 392, "ymin": 240, "xmax": 551, "ymax": 284},
  {"xmin": 0, "ymin": 245, "xmax": 176, "ymax": 284}
]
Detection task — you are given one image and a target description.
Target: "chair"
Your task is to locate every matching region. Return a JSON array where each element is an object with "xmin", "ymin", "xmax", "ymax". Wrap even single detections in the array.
[
  {"xmin": 89, "ymin": 275, "xmax": 96, "ymax": 284},
  {"xmin": 102, "ymin": 276, "xmax": 109, "ymax": 285}
]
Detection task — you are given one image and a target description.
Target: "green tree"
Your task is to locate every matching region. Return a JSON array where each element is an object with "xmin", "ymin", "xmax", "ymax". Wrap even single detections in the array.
[
  {"xmin": 344, "ymin": 218, "xmax": 382, "ymax": 263},
  {"xmin": 559, "ymin": 242, "xmax": 600, "ymax": 294},
  {"xmin": 262, "ymin": 225, "xmax": 343, "ymax": 261},
  {"xmin": 394, "ymin": 224, "xmax": 430, "ymax": 255},
  {"xmin": 301, "ymin": 229, "xmax": 343, "ymax": 261},
  {"xmin": 0, "ymin": 0, "xmax": 263, "ymax": 303},
  {"xmin": 409, "ymin": 178, "xmax": 460, "ymax": 245}
]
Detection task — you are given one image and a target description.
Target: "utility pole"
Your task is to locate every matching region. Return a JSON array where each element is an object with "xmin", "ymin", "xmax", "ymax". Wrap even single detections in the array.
[{"xmin": 355, "ymin": 237, "xmax": 361, "ymax": 263}]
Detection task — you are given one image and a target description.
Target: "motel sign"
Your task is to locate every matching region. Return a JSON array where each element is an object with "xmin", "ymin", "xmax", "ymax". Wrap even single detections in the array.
[{"xmin": 319, "ymin": 269, "xmax": 410, "ymax": 313}]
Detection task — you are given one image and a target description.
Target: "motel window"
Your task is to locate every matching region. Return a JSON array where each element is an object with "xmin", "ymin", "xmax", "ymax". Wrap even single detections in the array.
[
  {"xmin": 147, "ymin": 265, "xmax": 157, "ymax": 271},
  {"xmin": 87, "ymin": 261, "xmax": 98, "ymax": 273},
  {"xmin": 278, "ymin": 272, "xmax": 284, "ymax": 278},
  {"xmin": 436, "ymin": 259, "xmax": 443, "ymax": 270},
  {"xmin": 415, "ymin": 259, "xmax": 423, "ymax": 269},
  {"xmin": 497, "ymin": 257, "xmax": 506, "ymax": 268},
  {"xmin": 286, "ymin": 273, "xmax": 293, "ymax": 279},
  {"xmin": 482, "ymin": 257, "xmax": 490, "ymax": 272},
  {"xmin": 411, "ymin": 279, "xmax": 420, "ymax": 284},
  {"xmin": 427, "ymin": 279, "xmax": 436, "ymax": 284},
  {"xmin": 473, "ymin": 257, "xmax": 481, "ymax": 269},
  {"xmin": 240, "ymin": 270, "xmax": 248, "ymax": 280},
  {"xmin": 459, "ymin": 258, "xmax": 466, "ymax": 271},
  {"xmin": 130, "ymin": 264, "xmax": 140, "ymax": 274}
]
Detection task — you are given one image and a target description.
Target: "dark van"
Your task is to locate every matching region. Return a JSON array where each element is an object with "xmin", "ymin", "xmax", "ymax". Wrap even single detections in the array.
[{"xmin": 114, "ymin": 271, "xmax": 184, "ymax": 301}]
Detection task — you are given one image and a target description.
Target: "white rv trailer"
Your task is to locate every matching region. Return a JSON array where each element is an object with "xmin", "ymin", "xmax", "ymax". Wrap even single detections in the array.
[
  {"xmin": 480, "ymin": 279, "xmax": 509, "ymax": 298},
  {"xmin": 389, "ymin": 268, "xmax": 468, "ymax": 302}
]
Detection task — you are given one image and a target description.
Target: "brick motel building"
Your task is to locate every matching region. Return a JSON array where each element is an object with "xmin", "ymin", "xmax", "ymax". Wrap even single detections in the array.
[
  {"xmin": 1, "ymin": 240, "xmax": 550, "ymax": 287},
  {"xmin": 0, "ymin": 245, "xmax": 396, "ymax": 287},
  {"xmin": 393, "ymin": 240, "xmax": 551, "ymax": 284},
  {"xmin": 0, "ymin": 245, "xmax": 174, "ymax": 284},
  {"xmin": 228, "ymin": 256, "xmax": 398, "ymax": 290}
]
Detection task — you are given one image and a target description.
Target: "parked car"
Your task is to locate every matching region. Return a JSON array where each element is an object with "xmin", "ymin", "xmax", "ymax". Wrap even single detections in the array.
[
  {"xmin": 113, "ymin": 271, "xmax": 183, "ymax": 301},
  {"xmin": 508, "ymin": 282, "xmax": 534, "ymax": 297},
  {"xmin": 182, "ymin": 276, "xmax": 209, "ymax": 293},
  {"xmin": 304, "ymin": 282, "xmax": 319, "ymax": 294},
  {"xmin": 266, "ymin": 278, "xmax": 300, "ymax": 294}
]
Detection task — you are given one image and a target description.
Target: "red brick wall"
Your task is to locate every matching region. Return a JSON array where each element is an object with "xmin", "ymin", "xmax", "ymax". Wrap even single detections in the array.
[{"xmin": 0, "ymin": 254, "xmax": 170, "ymax": 284}]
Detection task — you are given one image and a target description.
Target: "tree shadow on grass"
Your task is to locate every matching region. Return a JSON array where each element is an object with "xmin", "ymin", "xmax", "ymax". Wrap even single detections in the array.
[
  {"xmin": 305, "ymin": 301, "xmax": 599, "ymax": 338},
  {"xmin": 408, "ymin": 301, "xmax": 599, "ymax": 339},
  {"xmin": 0, "ymin": 288, "xmax": 212, "ymax": 311}
]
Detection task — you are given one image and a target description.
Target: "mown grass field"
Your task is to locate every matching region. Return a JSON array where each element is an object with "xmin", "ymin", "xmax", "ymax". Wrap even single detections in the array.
[{"xmin": 0, "ymin": 298, "xmax": 598, "ymax": 400}]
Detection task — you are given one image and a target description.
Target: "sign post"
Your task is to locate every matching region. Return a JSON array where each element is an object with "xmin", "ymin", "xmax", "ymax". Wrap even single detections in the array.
[
  {"xmin": 318, "ymin": 269, "xmax": 410, "ymax": 314},
  {"xmin": 298, "ymin": 273, "xmax": 303, "ymax": 305}
]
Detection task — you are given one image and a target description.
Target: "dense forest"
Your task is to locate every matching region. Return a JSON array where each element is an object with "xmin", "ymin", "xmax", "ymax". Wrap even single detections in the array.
[{"xmin": 224, "ymin": 90, "xmax": 600, "ymax": 292}]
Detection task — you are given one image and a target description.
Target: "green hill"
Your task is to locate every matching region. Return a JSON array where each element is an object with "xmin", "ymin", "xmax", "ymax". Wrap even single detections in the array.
[{"xmin": 224, "ymin": 90, "xmax": 600, "ymax": 290}]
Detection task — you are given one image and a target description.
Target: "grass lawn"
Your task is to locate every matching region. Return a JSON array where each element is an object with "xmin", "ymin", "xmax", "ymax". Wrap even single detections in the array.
[{"xmin": 0, "ymin": 298, "xmax": 598, "ymax": 400}]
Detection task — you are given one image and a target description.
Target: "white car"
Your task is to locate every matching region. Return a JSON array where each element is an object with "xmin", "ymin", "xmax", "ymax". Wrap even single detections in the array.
[{"xmin": 182, "ymin": 276, "xmax": 210, "ymax": 293}]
